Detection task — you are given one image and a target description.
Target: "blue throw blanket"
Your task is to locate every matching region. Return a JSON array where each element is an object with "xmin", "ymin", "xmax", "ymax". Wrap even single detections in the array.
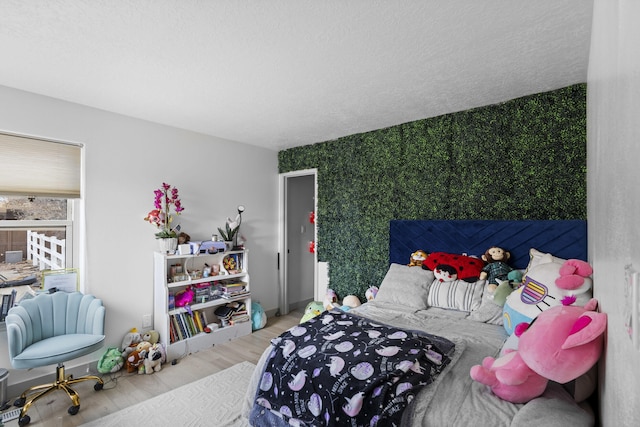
[{"xmin": 250, "ymin": 309, "xmax": 455, "ymax": 426}]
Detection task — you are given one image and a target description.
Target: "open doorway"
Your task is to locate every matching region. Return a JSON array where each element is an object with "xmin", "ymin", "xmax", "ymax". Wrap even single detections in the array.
[{"xmin": 278, "ymin": 169, "xmax": 317, "ymax": 316}]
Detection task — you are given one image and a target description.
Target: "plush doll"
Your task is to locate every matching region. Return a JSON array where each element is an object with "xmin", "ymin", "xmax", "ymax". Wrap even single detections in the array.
[
  {"xmin": 121, "ymin": 328, "xmax": 142, "ymax": 358},
  {"xmin": 470, "ymin": 349, "xmax": 548, "ymax": 403},
  {"xmin": 97, "ymin": 347, "xmax": 124, "ymax": 374},
  {"xmin": 125, "ymin": 348, "xmax": 146, "ymax": 374},
  {"xmin": 470, "ymin": 298, "xmax": 606, "ymax": 403},
  {"xmin": 488, "ymin": 270, "xmax": 524, "ymax": 307},
  {"xmin": 324, "ymin": 289, "xmax": 338, "ymax": 311},
  {"xmin": 142, "ymin": 330, "xmax": 160, "ymax": 345},
  {"xmin": 123, "ymin": 340, "xmax": 154, "ymax": 374},
  {"xmin": 340, "ymin": 295, "xmax": 361, "ymax": 311},
  {"xmin": 175, "ymin": 286, "xmax": 194, "ymax": 307},
  {"xmin": 365, "ymin": 286, "xmax": 379, "ymax": 301},
  {"xmin": 422, "ymin": 252, "xmax": 485, "ymax": 282},
  {"xmin": 502, "ymin": 258, "xmax": 593, "ymax": 335},
  {"xmin": 144, "ymin": 344, "xmax": 164, "ymax": 374},
  {"xmin": 408, "ymin": 250, "xmax": 428, "ymax": 267},
  {"xmin": 300, "ymin": 301, "xmax": 324, "ymax": 324},
  {"xmin": 479, "ymin": 246, "xmax": 517, "ymax": 291}
]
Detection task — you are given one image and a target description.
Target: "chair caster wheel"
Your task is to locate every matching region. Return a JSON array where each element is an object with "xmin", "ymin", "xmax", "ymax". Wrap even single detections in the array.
[
  {"xmin": 94, "ymin": 382, "xmax": 104, "ymax": 391},
  {"xmin": 18, "ymin": 415, "xmax": 31, "ymax": 426},
  {"xmin": 68, "ymin": 405, "xmax": 79, "ymax": 415},
  {"xmin": 14, "ymin": 397, "xmax": 26, "ymax": 407}
]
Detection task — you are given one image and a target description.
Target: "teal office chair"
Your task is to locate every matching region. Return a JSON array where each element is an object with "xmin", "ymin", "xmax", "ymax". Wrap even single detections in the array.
[{"xmin": 5, "ymin": 291, "xmax": 106, "ymax": 426}]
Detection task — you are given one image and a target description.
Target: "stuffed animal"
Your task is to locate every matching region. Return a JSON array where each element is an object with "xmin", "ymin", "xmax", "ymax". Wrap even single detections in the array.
[
  {"xmin": 422, "ymin": 252, "xmax": 485, "ymax": 282},
  {"xmin": 470, "ymin": 349, "xmax": 548, "ymax": 403},
  {"xmin": 97, "ymin": 347, "xmax": 124, "ymax": 374},
  {"xmin": 324, "ymin": 289, "xmax": 338, "ymax": 311},
  {"xmin": 365, "ymin": 286, "xmax": 379, "ymax": 301},
  {"xmin": 123, "ymin": 341, "xmax": 154, "ymax": 374},
  {"xmin": 121, "ymin": 328, "xmax": 142, "ymax": 358},
  {"xmin": 142, "ymin": 330, "xmax": 160, "ymax": 345},
  {"xmin": 175, "ymin": 286, "xmax": 194, "ymax": 307},
  {"xmin": 502, "ymin": 258, "xmax": 593, "ymax": 335},
  {"xmin": 251, "ymin": 301, "xmax": 267, "ymax": 331},
  {"xmin": 479, "ymin": 246, "xmax": 516, "ymax": 290},
  {"xmin": 488, "ymin": 270, "xmax": 524, "ymax": 307},
  {"xmin": 125, "ymin": 349, "xmax": 146, "ymax": 374},
  {"xmin": 340, "ymin": 295, "xmax": 361, "ymax": 311},
  {"xmin": 300, "ymin": 301, "xmax": 324, "ymax": 323},
  {"xmin": 470, "ymin": 298, "xmax": 606, "ymax": 403},
  {"xmin": 143, "ymin": 344, "xmax": 164, "ymax": 374},
  {"xmin": 408, "ymin": 250, "xmax": 428, "ymax": 267}
]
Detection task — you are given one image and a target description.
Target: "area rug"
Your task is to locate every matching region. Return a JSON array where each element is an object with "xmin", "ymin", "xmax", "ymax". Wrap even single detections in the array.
[{"xmin": 81, "ymin": 361, "xmax": 255, "ymax": 427}]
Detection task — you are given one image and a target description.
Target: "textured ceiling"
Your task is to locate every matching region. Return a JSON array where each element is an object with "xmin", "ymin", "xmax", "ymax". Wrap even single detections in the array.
[{"xmin": 0, "ymin": 0, "xmax": 593, "ymax": 151}]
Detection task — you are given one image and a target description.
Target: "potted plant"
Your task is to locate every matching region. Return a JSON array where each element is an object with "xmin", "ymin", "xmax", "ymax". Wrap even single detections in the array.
[
  {"xmin": 144, "ymin": 182, "xmax": 184, "ymax": 253},
  {"xmin": 217, "ymin": 222, "xmax": 238, "ymax": 252}
]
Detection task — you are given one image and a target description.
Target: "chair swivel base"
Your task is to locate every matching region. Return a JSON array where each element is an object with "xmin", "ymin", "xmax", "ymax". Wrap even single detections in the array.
[{"xmin": 13, "ymin": 362, "xmax": 104, "ymax": 426}]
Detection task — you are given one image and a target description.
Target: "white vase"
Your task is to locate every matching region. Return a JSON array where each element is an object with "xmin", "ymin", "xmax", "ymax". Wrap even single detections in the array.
[
  {"xmin": 224, "ymin": 241, "xmax": 233, "ymax": 252},
  {"xmin": 158, "ymin": 237, "xmax": 178, "ymax": 254}
]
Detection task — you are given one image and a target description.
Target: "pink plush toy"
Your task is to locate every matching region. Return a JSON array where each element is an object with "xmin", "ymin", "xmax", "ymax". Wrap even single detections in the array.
[
  {"xmin": 175, "ymin": 286, "xmax": 194, "ymax": 307},
  {"xmin": 470, "ymin": 298, "xmax": 607, "ymax": 403},
  {"xmin": 470, "ymin": 350, "xmax": 548, "ymax": 403}
]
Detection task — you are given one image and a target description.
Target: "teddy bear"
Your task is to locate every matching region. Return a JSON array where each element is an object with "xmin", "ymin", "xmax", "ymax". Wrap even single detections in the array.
[
  {"xmin": 143, "ymin": 344, "xmax": 164, "ymax": 374},
  {"xmin": 121, "ymin": 328, "xmax": 142, "ymax": 358},
  {"xmin": 408, "ymin": 250, "xmax": 428, "ymax": 267},
  {"xmin": 502, "ymin": 258, "xmax": 593, "ymax": 335},
  {"xmin": 479, "ymin": 246, "xmax": 518, "ymax": 291},
  {"xmin": 142, "ymin": 330, "xmax": 160, "ymax": 345},
  {"xmin": 470, "ymin": 298, "xmax": 606, "ymax": 403}
]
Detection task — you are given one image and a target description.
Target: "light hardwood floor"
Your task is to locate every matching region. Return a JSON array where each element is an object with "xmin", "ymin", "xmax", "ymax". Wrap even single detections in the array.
[{"xmin": 3, "ymin": 309, "xmax": 303, "ymax": 427}]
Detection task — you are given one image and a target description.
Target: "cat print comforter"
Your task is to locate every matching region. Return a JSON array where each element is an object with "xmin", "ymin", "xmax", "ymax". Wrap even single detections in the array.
[{"xmin": 249, "ymin": 309, "xmax": 456, "ymax": 427}]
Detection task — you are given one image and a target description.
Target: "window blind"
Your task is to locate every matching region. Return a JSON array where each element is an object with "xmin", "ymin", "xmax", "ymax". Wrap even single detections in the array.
[{"xmin": 0, "ymin": 132, "xmax": 82, "ymax": 198}]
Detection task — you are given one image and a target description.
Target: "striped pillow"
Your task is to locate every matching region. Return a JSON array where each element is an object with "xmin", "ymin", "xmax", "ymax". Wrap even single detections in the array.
[{"xmin": 427, "ymin": 279, "xmax": 485, "ymax": 312}]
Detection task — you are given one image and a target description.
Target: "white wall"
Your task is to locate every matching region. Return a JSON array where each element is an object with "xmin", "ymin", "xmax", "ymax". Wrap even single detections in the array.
[
  {"xmin": 0, "ymin": 85, "xmax": 279, "ymax": 387},
  {"xmin": 588, "ymin": 0, "xmax": 640, "ymax": 425}
]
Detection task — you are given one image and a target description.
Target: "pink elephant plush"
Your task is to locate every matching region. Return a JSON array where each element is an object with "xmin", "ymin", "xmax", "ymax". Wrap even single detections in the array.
[{"xmin": 470, "ymin": 298, "xmax": 607, "ymax": 403}]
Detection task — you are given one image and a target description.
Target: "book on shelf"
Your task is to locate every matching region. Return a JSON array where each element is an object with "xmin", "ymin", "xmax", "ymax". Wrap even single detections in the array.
[
  {"xmin": 171, "ymin": 315, "xmax": 184, "ymax": 341},
  {"xmin": 170, "ymin": 310, "xmax": 212, "ymax": 342},
  {"xmin": 176, "ymin": 313, "xmax": 190, "ymax": 339}
]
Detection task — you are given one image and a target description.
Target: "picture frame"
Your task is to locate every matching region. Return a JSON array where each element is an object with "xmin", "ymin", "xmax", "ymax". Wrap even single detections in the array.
[{"xmin": 42, "ymin": 268, "xmax": 79, "ymax": 293}]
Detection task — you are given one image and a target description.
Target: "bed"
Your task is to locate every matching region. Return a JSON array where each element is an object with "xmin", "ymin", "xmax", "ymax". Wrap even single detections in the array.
[{"xmin": 241, "ymin": 220, "xmax": 594, "ymax": 426}]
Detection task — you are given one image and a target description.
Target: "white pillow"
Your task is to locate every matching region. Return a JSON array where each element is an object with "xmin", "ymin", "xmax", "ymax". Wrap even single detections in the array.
[
  {"xmin": 467, "ymin": 284, "xmax": 504, "ymax": 325},
  {"xmin": 524, "ymin": 248, "xmax": 567, "ymax": 275},
  {"xmin": 375, "ymin": 264, "xmax": 434, "ymax": 309},
  {"xmin": 427, "ymin": 279, "xmax": 484, "ymax": 312}
]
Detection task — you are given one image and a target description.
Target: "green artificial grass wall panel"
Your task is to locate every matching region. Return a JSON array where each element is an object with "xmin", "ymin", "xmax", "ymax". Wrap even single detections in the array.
[{"xmin": 279, "ymin": 84, "xmax": 587, "ymax": 301}]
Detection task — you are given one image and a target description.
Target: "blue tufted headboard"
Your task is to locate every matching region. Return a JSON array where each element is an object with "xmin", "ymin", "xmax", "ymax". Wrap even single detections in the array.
[{"xmin": 389, "ymin": 220, "xmax": 587, "ymax": 269}]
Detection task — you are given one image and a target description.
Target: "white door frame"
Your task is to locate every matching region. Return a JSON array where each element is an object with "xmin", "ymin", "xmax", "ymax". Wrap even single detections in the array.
[{"xmin": 278, "ymin": 168, "xmax": 318, "ymax": 316}]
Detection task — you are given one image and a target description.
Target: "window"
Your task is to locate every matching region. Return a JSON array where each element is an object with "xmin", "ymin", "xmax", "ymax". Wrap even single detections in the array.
[{"xmin": 0, "ymin": 133, "xmax": 82, "ymax": 284}]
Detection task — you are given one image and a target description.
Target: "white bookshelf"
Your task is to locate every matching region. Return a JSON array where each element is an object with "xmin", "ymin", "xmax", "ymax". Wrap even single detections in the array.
[{"xmin": 153, "ymin": 249, "xmax": 251, "ymax": 360}]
